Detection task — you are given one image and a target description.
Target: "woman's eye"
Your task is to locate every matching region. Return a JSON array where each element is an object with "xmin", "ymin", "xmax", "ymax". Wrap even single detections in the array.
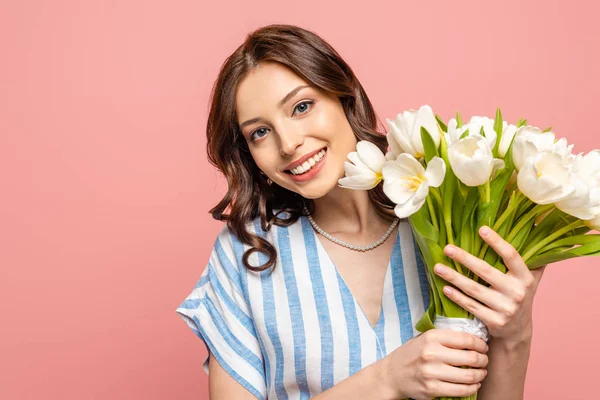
[
  {"xmin": 250, "ymin": 128, "xmax": 268, "ymax": 142},
  {"xmin": 293, "ymin": 100, "xmax": 314, "ymax": 116}
]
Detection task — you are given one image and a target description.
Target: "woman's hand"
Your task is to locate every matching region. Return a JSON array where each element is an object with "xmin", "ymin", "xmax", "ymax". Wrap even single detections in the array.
[
  {"xmin": 433, "ymin": 225, "xmax": 547, "ymax": 343},
  {"xmin": 381, "ymin": 328, "xmax": 489, "ymax": 400}
]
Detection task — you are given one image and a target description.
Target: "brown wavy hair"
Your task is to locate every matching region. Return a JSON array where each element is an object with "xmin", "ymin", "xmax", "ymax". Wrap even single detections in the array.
[{"xmin": 207, "ymin": 24, "xmax": 396, "ymax": 272}]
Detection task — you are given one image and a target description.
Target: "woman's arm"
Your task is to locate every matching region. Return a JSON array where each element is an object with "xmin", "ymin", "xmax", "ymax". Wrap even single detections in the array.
[
  {"xmin": 208, "ymin": 351, "xmax": 396, "ymax": 400},
  {"xmin": 311, "ymin": 357, "xmax": 396, "ymax": 400},
  {"xmin": 478, "ymin": 330, "xmax": 533, "ymax": 400}
]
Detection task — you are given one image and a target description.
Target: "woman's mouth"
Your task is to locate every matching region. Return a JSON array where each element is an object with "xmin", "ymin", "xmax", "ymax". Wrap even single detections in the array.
[{"xmin": 284, "ymin": 147, "xmax": 328, "ymax": 182}]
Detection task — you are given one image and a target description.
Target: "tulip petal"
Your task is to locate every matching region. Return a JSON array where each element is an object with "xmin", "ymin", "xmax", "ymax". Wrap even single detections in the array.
[
  {"xmin": 393, "ymin": 193, "xmax": 427, "ymax": 218},
  {"xmin": 499, "ymin": 124, "xmax": 518, "ymax": 158},
  {"xmin": 387, "ymin": 117, "xmax": 417, "ymax": 157},
  {"xmin": 338, "ymin": 175, "xmax": 380, "ymax": 190},
  {"xmin": 356, "ymin": 141, "xmax": 386, "ymax": 173},
  {"xmin": 386, "ymin": 132, "xmax": 403, "ymax": 159},
  {"xmin": 424, "ymin": 157, "xmax": 446, "ymax": 188},
  {"xmin": 343, "ymin": 161, "xmax": 372, "ymax": 177},
  {"xmin": 383, "ymin": 179, "xmax": 415, "ymax": 205},
  {"xmin": 382, "ymin": 153, "xmax": 425, "ymax": 181},
  {"xmin": 347, "ymin": 152, "xmax": 368, "ymax": 170}
]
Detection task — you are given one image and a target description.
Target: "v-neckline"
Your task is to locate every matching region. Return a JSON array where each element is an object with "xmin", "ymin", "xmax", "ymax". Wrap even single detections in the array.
[{"xmin": 305, "ymin": 215, "xmax": 399, "ymax": 331}]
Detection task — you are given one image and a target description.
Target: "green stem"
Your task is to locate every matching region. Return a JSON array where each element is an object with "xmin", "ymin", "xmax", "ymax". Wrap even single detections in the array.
[
  {"xmin": 431, "ymin": 187, "xmax": 443, "ymax": 209},
  {"xmin": 505, "ymin": 204, "xmax": 555, "ymax": 244},
  {"xmin": 426, "ymin": 195, "xmax": 439, "ymax": 233},
  {"xmin": 522, "ymin": 220, "xmax": 586, "ymax": 262},
  {"xmin": 477, "ymin": 184, "xmax": 486, "ymax": 204},
  {"xmin": 477, "ymin": 192, "xmax": 524, "ymax": 259},
  {"xmin": 485, "ymin": 180, "xmax": 491, "ymax": 203}
]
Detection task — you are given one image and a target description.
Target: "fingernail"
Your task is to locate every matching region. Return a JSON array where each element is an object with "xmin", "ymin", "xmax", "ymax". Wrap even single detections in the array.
[
  {"xmin": 485, "ymin": 344, "xmax": 489, "ymax": 352},
  {"xmin": 480, "ymin": 226, "xmax": 491, "ymax": 237},
  {"xmin": 444, "ymin": 246, "xmax": 455, "ymax": 256},
  {"xmin": 478, "ymin": 383, "xmax": 482, "ymax": 389},
  {"xmin": 434, "ymin": 264, "xmax": 446, "ymax": 275},
  {"xmin": 484, "ymin": 369, "xmax": 488, "ymax": 376},
  {"xmin": 443, "ymin": 286, "xmax": 453, "ymax": 295}
]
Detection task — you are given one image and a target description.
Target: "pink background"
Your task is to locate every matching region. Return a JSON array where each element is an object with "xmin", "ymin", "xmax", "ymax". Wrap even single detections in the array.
[{"xmin": 2, "ymin": 0, "xmax": 598, "ymax": 399}]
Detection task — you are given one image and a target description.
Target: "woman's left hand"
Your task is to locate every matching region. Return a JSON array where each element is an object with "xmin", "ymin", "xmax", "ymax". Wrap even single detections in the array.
[{"xmin": 433, "ymin": 225, "xmax": 547, "ymax": 343}]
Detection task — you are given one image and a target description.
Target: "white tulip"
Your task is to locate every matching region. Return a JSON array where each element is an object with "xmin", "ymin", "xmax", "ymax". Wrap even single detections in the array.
[
  {"xmin": 448, "ymin": 134, "xmax": 505, "ymax": 187},
  {"xmin": 386, "ymin": 105, "xmax": 440, "ymax": 159},
  {"xmin": 338, "ymin": 141, "xmax": 387, "ymax": 190},
  {"xmin": 444, "ymin": 118, "xmax": 469, "ymax": 146},
  {"xmin": 512, "ymin": 126, "xmax": 556, "ymax": 171},
  {"xmin": 555, "ymin": 150, "xmax": 600, "ymax": 219},
  {"xmin": 382, "ymin": 154, "xmax": 446, "ymax": 218},
  {"xmin": 467, "ymin": 116, "xmax": 497, "ymax": 151},
  {"xmin": 517, "ymin": 150, "xmax": 575, "ymax": 204},
  {"xmin": 385, "ymin": 131, "xmax": 403, "ymax": 161},
  {"xmin": 498, "ymin": 122, "xmax": 518, "ymax": 158}
]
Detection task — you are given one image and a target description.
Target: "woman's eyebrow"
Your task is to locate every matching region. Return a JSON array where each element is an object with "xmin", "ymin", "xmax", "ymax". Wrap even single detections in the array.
[
  {"xmin": 239, "ymin": 85, "xmax": 310, "ymax": 130},
  {"xmin": 277, "ymin": 85, "xmax": 310, "ymax": 108}
]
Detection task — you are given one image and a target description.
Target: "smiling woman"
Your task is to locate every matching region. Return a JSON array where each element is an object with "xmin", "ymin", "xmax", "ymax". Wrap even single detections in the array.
[{"xmin": 175, "ymin": 24, "xmax": 496, "ymax": 400}]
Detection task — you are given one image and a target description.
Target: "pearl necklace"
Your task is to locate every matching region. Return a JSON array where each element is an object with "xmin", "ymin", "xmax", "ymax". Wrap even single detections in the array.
[{"xmin": 303, "ymin": 206, "xmax": 399, "ymax": 252}]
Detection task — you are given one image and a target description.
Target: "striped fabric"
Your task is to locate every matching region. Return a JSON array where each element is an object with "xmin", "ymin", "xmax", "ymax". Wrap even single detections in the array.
[{"xmin": 176, "ymin": 213, "xmax": 431, "ymax": 400}]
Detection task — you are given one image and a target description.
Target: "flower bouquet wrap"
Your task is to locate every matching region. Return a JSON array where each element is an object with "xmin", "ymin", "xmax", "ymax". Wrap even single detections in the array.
[{"xmin": 338, "ymin": 105, "xmax": 600, "ymax": 400}]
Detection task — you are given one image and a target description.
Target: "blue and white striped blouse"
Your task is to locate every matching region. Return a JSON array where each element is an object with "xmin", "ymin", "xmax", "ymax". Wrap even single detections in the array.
[{"xmin": 176, "ymin": 213, "xmax": 431, "ymax": 400}]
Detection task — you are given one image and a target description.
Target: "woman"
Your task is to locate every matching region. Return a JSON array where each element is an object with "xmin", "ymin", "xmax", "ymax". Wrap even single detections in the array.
[{"xmin": 176, "ymin": 24, "xmax": 545, "ymax": 400}]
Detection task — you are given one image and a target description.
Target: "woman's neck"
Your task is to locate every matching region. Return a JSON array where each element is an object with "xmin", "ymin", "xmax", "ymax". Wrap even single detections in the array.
[{"xmin": 309, "ymin": 186, "xmax": 391, "ymax": 237}]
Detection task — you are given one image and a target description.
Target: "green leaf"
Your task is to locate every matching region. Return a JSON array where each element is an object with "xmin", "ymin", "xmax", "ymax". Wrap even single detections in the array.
[
  {"xmin": 415, "ymin": 298, "xmax": 436, "ymax": 332},
  {"xmin": 522, "ymin": 208, "xmax": 567, "ymax": 253},
  {"xmin": 435, "ymin": 114, "xmax": 448, "ymax": 133},
  {"xmin": 474, "ymin": 201, "xmax": 493, "ymax": 256},
  {"xmin": 420, "ymin": 126, "xmax": 438, "ymax": 163},
  {"xmin": 526, "ymin": 239, "xmax": 600, "ymax": 268},
  {"xmin": 543, "ymin": 234, "xmax": 600, "ymax": 249},
  {"xmin": 411, "ymin": 226, "xmax": 468, "ymax": 319},
  {"xmin": 410, "ymin": 204, "xmax": 439, "ymax": 243},
  {"xmin": 460, "ymin": 128, "xmax": 470, "ymax": 139},
  {"xmin": 480, "ymin": 125, "xmax": 486, "ymax": 137},
  {"xmin": 516, "ymin": 199, "xmax": 536, "ymax": 220},
  {"xmin": 493, "ymin": 108, "xmax": 503, "ymax": 157},
  {"xmin": 452, "ymin": 184, "xmax": 465, "ymax": 244},
  {"xmin": 456, "ymin": 111, "xmax": 463, "ymax": 128},
  {"xmin": 542, "ymin": 126, "xmax": 553, "ymax": 133},
  {"xmin": 517, "ymin": 118, "xmax": 528, "ymax": 128}
]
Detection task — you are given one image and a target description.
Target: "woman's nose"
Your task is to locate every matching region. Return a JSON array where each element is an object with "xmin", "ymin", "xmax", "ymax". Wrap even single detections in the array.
[{"xmin": 278, "ymin": 127, "xmax": 304, "ymax": 156}]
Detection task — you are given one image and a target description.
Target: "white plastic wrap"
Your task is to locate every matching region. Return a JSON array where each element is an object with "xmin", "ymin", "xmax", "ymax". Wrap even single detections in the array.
[{"xmin": 433, "ymin": 314, "xmax": 490, "ymax": 343}]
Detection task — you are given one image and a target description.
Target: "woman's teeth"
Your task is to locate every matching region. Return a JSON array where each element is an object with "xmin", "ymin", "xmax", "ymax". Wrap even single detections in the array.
[{"xmin": 290, "ymin": 149, "xmax": 326, "ymax": 175}]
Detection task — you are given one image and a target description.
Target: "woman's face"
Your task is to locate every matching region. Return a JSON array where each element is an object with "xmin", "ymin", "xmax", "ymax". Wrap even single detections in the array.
[{"xmin": 235, "ymin": 61, "xmax": 358, "ymax": 199}]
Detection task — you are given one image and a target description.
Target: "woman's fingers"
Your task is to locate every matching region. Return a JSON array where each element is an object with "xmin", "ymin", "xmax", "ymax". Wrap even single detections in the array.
[
  {"xmin": 429, "ymin": 363, "xmax": 487, "ymax": 384},
  {"xmin": 434, "ymin": 262, "xmax": 505, "ymax": 311},
  {"xmin": 442, "ymin": 244, "xmax": 511, "ymax": 293},
  {"xmin": 478, "ymin": 226, "xmax": 530, "ymax": 280},
  {"xmin": 437, "ymin": 347, "xmax": 489, "ymax": 369},
  {"xmin": 433, "ymin": 330, "xmax": 489, "ymax": 354}
]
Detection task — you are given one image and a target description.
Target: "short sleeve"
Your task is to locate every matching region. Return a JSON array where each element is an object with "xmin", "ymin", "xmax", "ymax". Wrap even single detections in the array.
[{"xmin": 175, "ymin": 226, "xmax": 267, "ymax": 400}]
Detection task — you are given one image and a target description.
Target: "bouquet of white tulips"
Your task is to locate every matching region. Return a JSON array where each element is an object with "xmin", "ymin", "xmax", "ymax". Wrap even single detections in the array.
[{"xmin": 339, "ymin": 105, "xmax": 600, "ymax": 400}]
